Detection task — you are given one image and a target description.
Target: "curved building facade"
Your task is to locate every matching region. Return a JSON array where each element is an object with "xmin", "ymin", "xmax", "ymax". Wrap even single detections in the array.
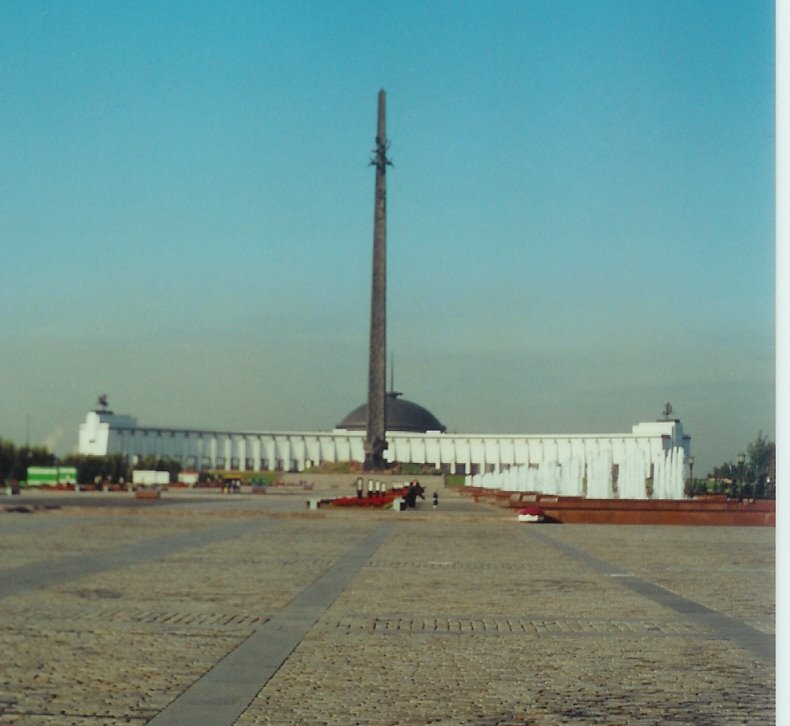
[{"xmin": 78, "ymin": 411, "xmax": 691, "ymax": 499}]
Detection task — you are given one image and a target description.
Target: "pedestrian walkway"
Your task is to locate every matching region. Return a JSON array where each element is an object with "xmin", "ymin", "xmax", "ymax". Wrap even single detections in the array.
[{"xmin": 0, "ymin": 487, "xmax": 775, "ymax": 724}]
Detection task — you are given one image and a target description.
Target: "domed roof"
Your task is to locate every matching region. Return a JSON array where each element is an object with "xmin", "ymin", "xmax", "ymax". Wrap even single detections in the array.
[{"xmin": 336, "ymin": 392, "xmax": 446, "ymax": 433}]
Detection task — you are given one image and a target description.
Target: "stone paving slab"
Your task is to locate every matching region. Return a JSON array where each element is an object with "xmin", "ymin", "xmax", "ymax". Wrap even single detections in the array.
[
  {"xmin": 0, "ymin": 622, "xmax": 239, "ymax": 721},
  {"xmin": 0, "ymin": 490, "xmax": 776, "ymax": 724},
  {"xmin": 542, "ymin": 524, "xmax": 775, "ymax": 626},
  {"xmin": 148, "ymin": 524, "xmax": 396, "ymax": 726},
  {"xmin": 238, "ymin": 629, "xmax": 773, "ymax": 725}
]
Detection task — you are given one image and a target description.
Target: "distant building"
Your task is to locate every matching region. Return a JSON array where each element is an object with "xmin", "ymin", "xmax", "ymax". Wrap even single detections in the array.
[{"xmin": 77, "ymin": 409, "xmax": 691, "ymax": 499}]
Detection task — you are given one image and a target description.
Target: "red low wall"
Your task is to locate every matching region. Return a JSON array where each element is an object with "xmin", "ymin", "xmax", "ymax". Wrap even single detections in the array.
[{"xmin": 461, "ymin": 488, "xmax": 775, "ymax": 526}]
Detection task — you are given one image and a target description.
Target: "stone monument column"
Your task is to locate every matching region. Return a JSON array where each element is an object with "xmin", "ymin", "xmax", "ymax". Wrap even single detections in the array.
[{"xmin": 365, "ymin": 89, "xmax": 391, "ymax": 470}]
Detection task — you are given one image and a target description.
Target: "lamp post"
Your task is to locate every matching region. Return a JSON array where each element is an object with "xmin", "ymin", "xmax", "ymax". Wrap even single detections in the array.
[
  {"xmin": 736, "ymin": 452, "xmax": 746, "ymax": 500},
  {"xmin": 687, "ymin": 455, "xmax": 695, "ymax": 497}
]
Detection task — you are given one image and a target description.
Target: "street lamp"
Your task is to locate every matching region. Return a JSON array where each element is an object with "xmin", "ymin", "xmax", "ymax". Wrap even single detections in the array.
[
  {"xmin": 687, "ymin": 456, "xmax": 695, "ymax": 497},
  {"xmin": 736, "ymin": 452, "xmax": 746, "ymax": 499}
]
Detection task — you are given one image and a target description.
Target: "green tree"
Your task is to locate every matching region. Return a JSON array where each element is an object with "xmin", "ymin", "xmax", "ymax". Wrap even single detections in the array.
[
  {"xmin": 707, "ymin": 432, "xmax": 776, "ymax": 499},
  {"xmin": 62, "ymin": 453, "xmax": 131, "ymax": 485},
  {"xmin": 0, "ymin": 439, "xmax": 17, "ymax": 483},
  {"xmin": 10, "ymin": 445, "xmax": 56, "ymax": 482},
  {"xmin": 710, "ymin": 462, "xmax": 734, "ymax": 494},
  {"xmin": 747, "ymin": 431, "xmax": 775, "ymax": 498}
]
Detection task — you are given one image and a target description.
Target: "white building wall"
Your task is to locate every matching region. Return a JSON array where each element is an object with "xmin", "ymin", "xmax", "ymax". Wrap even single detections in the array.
[
  {"xmin": 77, "ymin": 413, "xmax": 690, "ymax": 498},
  {"xmin": 78, "ymin": 411, "xmax": 138, "ymax": 456}
]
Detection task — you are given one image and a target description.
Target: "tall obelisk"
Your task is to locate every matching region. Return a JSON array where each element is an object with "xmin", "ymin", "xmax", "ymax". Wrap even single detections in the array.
[{"xmin": 365, "ymin": 89, "xmax": 391, "ymax": 470}]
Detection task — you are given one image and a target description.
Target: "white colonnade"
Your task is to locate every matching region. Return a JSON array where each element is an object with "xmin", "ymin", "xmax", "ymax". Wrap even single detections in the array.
[{"xmin": 78, "ymin": 412, "xmax": 691, "ymax": 499}]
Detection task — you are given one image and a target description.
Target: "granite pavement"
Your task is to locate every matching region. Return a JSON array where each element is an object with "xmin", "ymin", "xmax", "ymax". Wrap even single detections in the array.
[{"xmin": 0, "ymin": 487, "xmax": 775, "ymax": 725}]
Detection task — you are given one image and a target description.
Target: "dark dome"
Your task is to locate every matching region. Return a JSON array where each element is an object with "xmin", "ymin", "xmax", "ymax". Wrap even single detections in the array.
[{"xmin": 336, "ymin": 392, "xmax": 446, "ymax": 433}]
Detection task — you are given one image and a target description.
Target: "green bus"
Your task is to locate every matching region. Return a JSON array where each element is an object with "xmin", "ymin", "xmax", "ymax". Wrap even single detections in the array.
[{"xmin": 26, "ymin": 466, "xmax": 78, "ymax": 486}]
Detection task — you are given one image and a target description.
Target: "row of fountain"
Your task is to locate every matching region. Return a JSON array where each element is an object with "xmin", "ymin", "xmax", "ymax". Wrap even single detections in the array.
[{"xmin": 465, "ymin": 445, "xmax": 687, "ymax": 500}]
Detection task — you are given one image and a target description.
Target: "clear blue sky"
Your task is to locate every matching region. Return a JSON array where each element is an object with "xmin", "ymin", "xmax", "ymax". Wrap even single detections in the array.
[{"xmin": 1, "ymin": 0, "xmax": 775, "ymax": 476}]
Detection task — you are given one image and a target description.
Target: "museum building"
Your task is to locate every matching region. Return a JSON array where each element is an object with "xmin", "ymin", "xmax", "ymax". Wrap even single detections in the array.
[{"xmin": 77, "ymin": 395, "xmax": 691, "ymax": 499}]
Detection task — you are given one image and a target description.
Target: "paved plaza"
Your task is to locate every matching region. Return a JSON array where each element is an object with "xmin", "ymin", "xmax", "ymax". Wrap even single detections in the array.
[{"xmin": 0, "ymin": 487, "xmax": 775, "ymax": 725}]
